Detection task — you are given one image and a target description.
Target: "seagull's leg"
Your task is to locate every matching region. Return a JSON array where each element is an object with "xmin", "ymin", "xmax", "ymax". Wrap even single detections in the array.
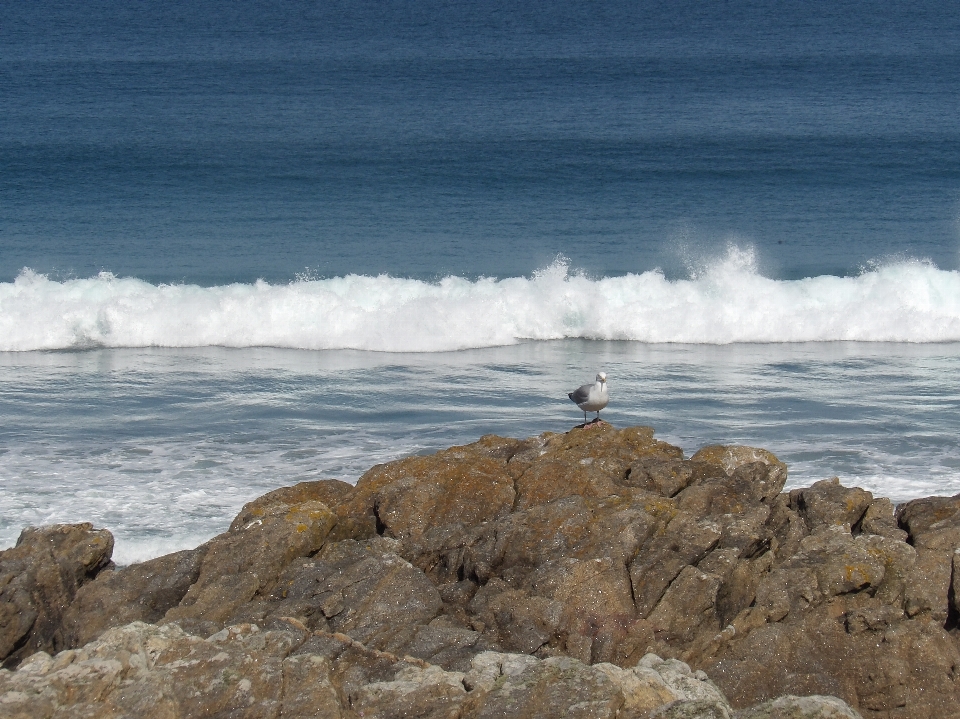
[{"xmin": 583, "ymin": 410, "xmax": 587, "ymax": 423}]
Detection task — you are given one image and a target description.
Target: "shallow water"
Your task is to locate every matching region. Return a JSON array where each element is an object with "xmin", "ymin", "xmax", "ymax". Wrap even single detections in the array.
[{"xmin": 3, "ymin": 340, "xmax": 960, "ymax": 564}]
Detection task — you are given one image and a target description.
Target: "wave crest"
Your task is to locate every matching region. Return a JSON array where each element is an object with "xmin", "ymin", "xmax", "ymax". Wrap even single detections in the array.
[{"xmin": 3, "ymin": 255, "xmax": 960, "ymax": 351}]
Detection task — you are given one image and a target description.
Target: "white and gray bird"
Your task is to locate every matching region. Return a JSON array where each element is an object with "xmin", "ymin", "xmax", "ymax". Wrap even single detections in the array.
[{"xmin": 568, "ymin": 372, "xmax": 609, "ymax": 424}]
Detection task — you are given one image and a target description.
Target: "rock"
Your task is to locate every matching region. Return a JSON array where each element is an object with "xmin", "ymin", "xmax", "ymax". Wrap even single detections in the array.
[
  {"xmin": 229, "ymin": 478, "xmax": 355, "ymax": 531},
  {"xmin": 630, "ymin": 513, "xmax": 721, "ymax": 619},
  {"xmin": 752, "ymin": 527, "xmax": 914, "ymax": 620},
  {"xmin": 693, "ymin": 526, "xmax": 960, "ymax": 717},
  {"xmin": 513, "ymin": 425, "xmax": 682, "ymax": 509},
  {"xmin": 734, "ymin": 694, "xmax": 863, "ymax": 718},
  {"xmin": 258, "ymin": 537, "xmax": 443, "ymax": 645},
  {"xmin": 595, "ymin": 653, "xmax": 729, "ymax": 719},
  {"xmin": 9, "ymin": 425, "xmax": 960, "ymax": 718},
  {"xmin": 648, "ymin": 566, "xmax": 722, "ymax": 645},
  {"xmin": 857, "ymin": 498, "xmax": 907, "ymax": 541},
  {"xmin": 163, "ymin": 499, "xmax": 337, "ymax": 636},
  {"xmin": 342, "ymin": 442, "xmax": 518, "ymax": 540},
  {"xmin": 461, "ymin": 653, "xmax": 625, "ymax": 719},
  {"xmin": 625, "ymin": 458, "xmax": 708, "ymax": 497},
  {"xmin": 61, "ymin": 547, "xmax": 207, "ymax": 647},
  {"xmin": 0, "ymin": 621, "xmax": 749, "ymax": 719},
  {"xmin": 765, "ymin": 494, "xmax": 811, "ymax": 565},
  {"xmin": 789, "ymin": 478, "xmax": 873, "ymax": 532},
  {"xmin": 689, "ymin": 446, "xmax": 788, "ymax": 502},
  {"xmin": 651, "ymin": 701, "xmax": 732, "ymax": 718},
  {"xmin": 0, "ymin": 523, "xmax": 113, "ymax": 668},
  {"xmin": 896, "ymin": 493, "xmax": 960, "ymax": 623},
  {"xmin": 0, "ymin": 621, "xmax": 334, "ymax": 719}
]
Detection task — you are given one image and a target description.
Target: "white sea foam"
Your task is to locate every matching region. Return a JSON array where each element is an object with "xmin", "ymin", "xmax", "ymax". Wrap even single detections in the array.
[{"xmin": 4, "ymin": 251, "xmax": 960, "ymax": 351}]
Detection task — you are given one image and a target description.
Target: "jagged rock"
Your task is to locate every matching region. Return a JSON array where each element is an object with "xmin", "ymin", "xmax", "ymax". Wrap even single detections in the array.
[
  {"xmin": 734, "ymin": 694, "xmax": 863, "ymax": 718},
  {"xmin": 341, "ymin": 438, "xmax": 520, "ymax": 540},
  {"xmin": 752, "ymin": 527, "xmax": 915, "ymax": 620},
  {"xmin": 0, "ymin": 523, "xmax": 113, "ymax": 668},
  {"xmin": 0, "ymin": 620, "xmax": 757, "ymax": 719},
  {"xmin": 7, "ymin": 425, "xmax": 960, "ymax": 718},
  {"xmin": 648, "ymin": 565, "xmax": 722, "ymax": 645},
  {"xmin": 630, "ymin": 513, "xmax": 721, "ymax": 619},
  {"xmin": 703, "ymin": 602, "xmax": 927, "ymax": 711},
  {"xmin": 896, "ymin": 493, "xmax": 960, "ymax": 623},
  {"xmin": 61, "ymin": 547, "xmax": 207, "ymax": 647},
  {"xmin": 0, "ymin": 621, "xmax": 333, "ymax": 719},
  {"xmin": 789, "ymin": 478, "xmax": 873, "ymax": 532},
  {"xmin": 689, "ymin": 445, "xmax": 788, "ymax": 502},
  {"xmin": 513, "ymin": 425, "xmax": 682, "ymax": 509},
  {"xmin": 230, "ymin": 478, "xmax": 355, "ymax": 531},
  {"xmin": 765, "ymin": 494, "xmax": 810, "ymax": 565},
  {"xmin": 163, "ymin": 499, "xmax": 337, "ymax": 636},
  {"xmin": 857, "ymin": 498, "xmax": 907, "ymax": 541},
  {"xmin": 626, "ymin": 458, "xmax": 709, "ymax": 497},
  {"xmin": 253, "ymin": 537, "xmax": 443, "ymax": 646}
]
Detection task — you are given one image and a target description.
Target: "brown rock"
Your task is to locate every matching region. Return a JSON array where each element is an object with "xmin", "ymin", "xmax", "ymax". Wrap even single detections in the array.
[
  {"xmin": 11, "ymin": 425, "xmax": 959, "ymax": 718},
  {"xmin": 897, "ymin": 493, "xmax": 960, "ymax": 623},
  {"xmin": 857, "ymin": 498, "xmax": 907, "ymax": 541},
  {"xmin": 0, "ymin": 523, "xmax": 113, "ymax": 667},
  {"xmin": 699, "ymin": 600, "xmax": 960, "ymax": 717},
  {"xmin": 689, "ymin": 446, "xmax": 788, "ymax": 502},
  {"xmin": 648, "ymin": 565, "xmax": 722, "ymax": 645},
  {"xmin": 630, "ymin": 513, "xmax": 721, "ymax": 618},
  {"xmin": 625, "ymin": 458, "xmax": 706, "ymax": 497},
  {"xmin": 752, "ymin": 527, "xmax": 914, "ymax": 621},
  {"xmin": 62, "ymin": 547, "xmax": 207, "ymax": 647},
  {"xmin": 514, "ymin": 424, "xmax": 683, "ymax": 510},
  {"xmin": 230, "ymin": 478, "xmax": 355, "ymax": 531},
  {"xmin": 765, "ymin": 494, "xmax": 810, "ymax": 564},
  {"xmin": 163, "ymin": 499, "xmax": 337, "ymax": 635},
  {"xmin": 342, "ymin": 443, "xmax": 517, "ymax": 540},
  {"xmin": 262, "ymin": 537, "xmax": 443, "ymax": 647},
  {"xmin": 896, "ymin": 492, "xmax": 960, "ymax": 539},
  {"xmin": 789, "ymin": 478, "xmax": 873, "ymax": 532}
]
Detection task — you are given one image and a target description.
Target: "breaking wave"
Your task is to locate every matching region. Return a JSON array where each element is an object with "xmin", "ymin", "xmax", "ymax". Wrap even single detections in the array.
[{"xmin": 4, "ymin": 250, "xmax": 960, "ymax": 352}]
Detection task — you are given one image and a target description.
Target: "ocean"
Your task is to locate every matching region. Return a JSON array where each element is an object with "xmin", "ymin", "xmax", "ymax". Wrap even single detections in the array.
[{"xmin": 3, "ymin": 0, "xmax": 960, "ymax": 563}]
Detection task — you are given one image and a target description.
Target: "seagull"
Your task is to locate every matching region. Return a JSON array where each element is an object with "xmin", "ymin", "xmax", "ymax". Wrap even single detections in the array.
[{"xmin": 568, "ymin": 372, "xmax": 609, "ymax": 424}]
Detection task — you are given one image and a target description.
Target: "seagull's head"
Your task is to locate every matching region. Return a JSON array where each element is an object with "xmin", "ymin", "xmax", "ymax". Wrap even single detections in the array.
[{"xmin": 597, "ymin": 372, "xmax": 607, "ymax": 384}]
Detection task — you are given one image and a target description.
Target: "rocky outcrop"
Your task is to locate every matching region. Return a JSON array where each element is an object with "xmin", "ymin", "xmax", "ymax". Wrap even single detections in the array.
[
  {"xmin": 2, "ymin": 423, "xmax": 959, "ymax": 717},
  {"xmin": 0, "ymin": 523, "xmax": 113, "ymax": 668},
  {"xmin": 0, "ymin": 620, "xmax": 857, "ymax": 719}
]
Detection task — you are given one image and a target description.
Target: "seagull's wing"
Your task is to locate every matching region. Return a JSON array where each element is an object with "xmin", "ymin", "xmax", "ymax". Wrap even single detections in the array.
[{"xmin": 568, "ymin": 383, "xmax": 592, "ymax": 404}]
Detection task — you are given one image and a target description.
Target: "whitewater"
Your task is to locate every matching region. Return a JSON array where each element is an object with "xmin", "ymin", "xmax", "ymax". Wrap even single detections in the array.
[{"xmin": 4, "ymin": 252, "xmax": 960, "ymax": 353}]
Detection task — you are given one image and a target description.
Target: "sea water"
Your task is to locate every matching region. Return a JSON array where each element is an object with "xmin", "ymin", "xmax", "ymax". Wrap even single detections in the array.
[{"xmin": 3, "ymin": 1, "xmax": 960, "ymax": 562}]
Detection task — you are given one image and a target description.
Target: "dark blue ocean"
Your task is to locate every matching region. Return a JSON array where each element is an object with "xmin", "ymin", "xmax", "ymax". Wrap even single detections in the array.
[{"xmin": 4, "ymin": 1, "xmax": 960, "ymax": 561}]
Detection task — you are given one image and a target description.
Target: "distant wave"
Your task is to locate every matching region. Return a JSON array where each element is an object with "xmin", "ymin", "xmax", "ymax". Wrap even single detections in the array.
[{"xmin": 4, "ymin": 251, "xmax": 960, "ymax": 351}]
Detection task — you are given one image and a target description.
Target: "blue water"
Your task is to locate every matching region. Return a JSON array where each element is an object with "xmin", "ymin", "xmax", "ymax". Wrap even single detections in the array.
[
  {"xmin": 3, "ymin": 1, "xmax": 960, "ymax": 560},
  {"xmin": 4, "ymin": 0, "xmax": 960, "ymax": 283}
]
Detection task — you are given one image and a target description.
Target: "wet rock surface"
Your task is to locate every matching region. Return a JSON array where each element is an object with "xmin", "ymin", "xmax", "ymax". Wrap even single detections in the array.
[{"xmin": 2, "ymin": 423, "xmax": 957, "ymax": 717}]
